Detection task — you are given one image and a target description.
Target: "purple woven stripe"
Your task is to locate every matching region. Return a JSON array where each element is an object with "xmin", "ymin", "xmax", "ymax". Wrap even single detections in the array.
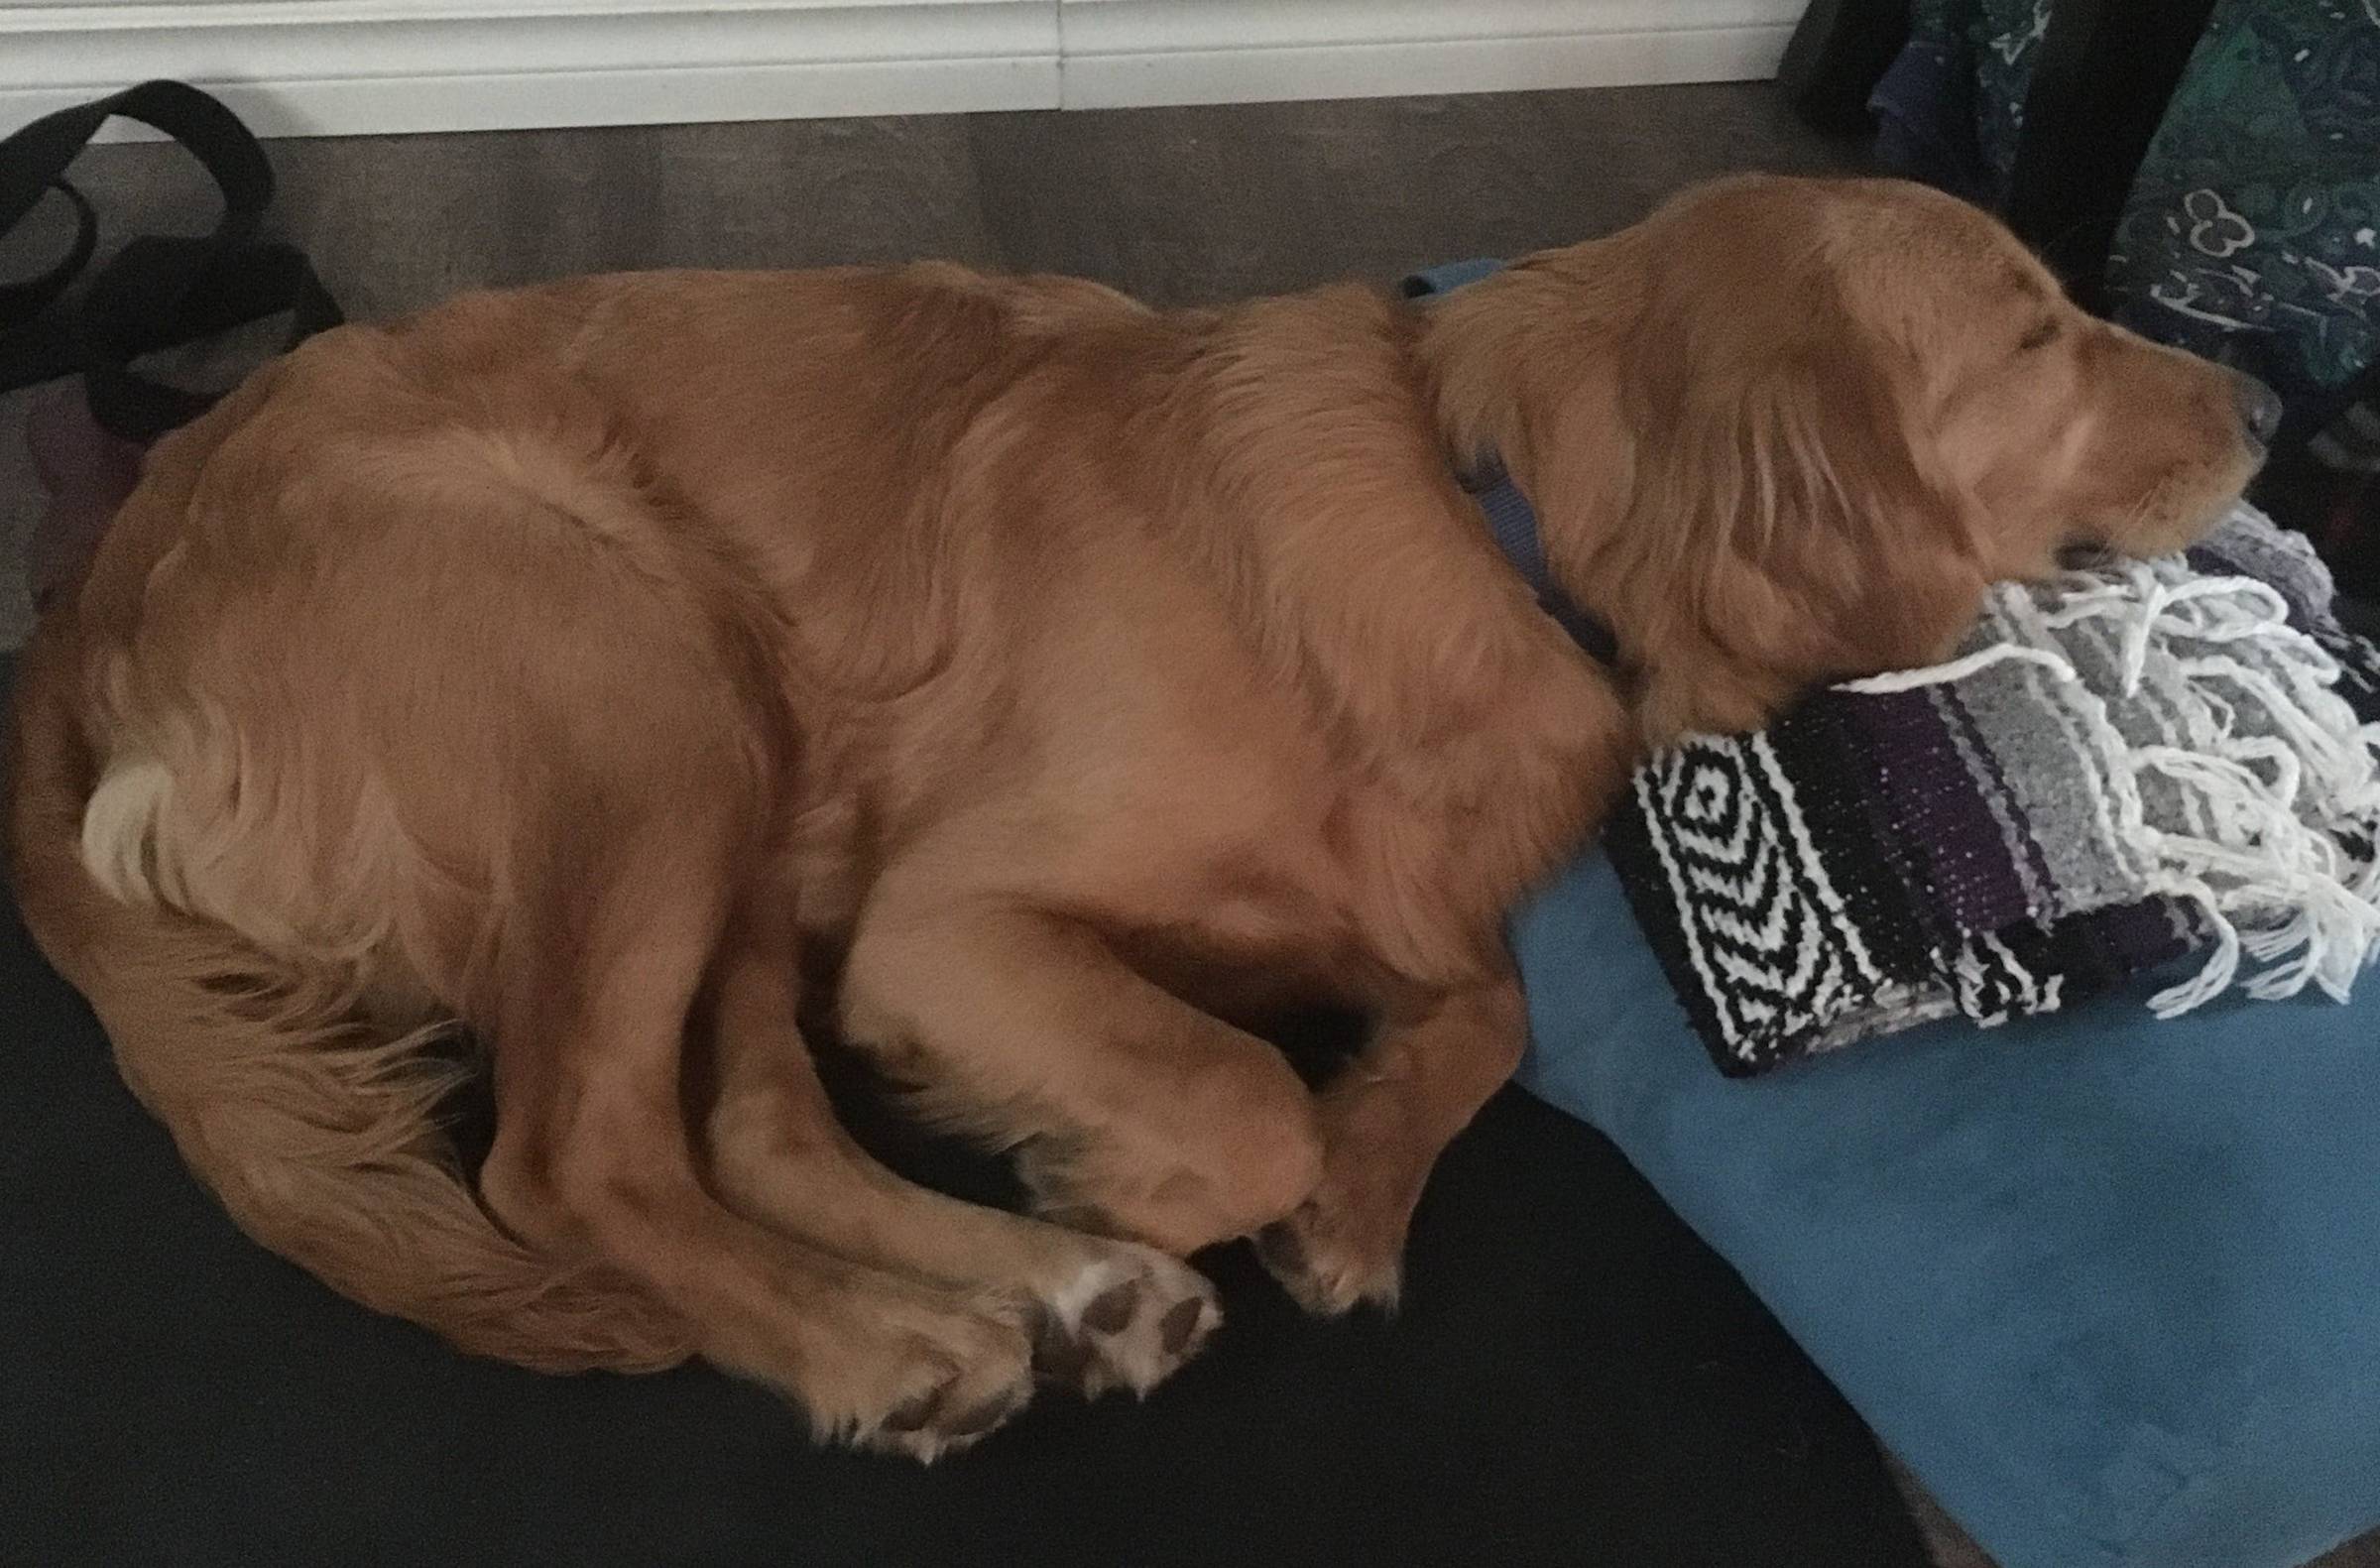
[
  {"xmin": 1831, "ymin": 688, "xmax": 2040, "ymax": 933},
  {"xmin": 2084, "ymin": 897, "xmax": 2200, "ymax": 973}
]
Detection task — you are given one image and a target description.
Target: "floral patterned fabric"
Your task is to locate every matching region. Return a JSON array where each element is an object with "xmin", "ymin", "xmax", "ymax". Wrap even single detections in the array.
[
  {"xmin": 2107, "ymin": 0, "xmax": 2380, "ymax": 405},
  {"xmin": 1878, "ymin": 0, "xmax": 2054, "ymax": 200},
  {"xmin": 1966, "ymin": 0, "xmax": 2053, "ymax": 195}
]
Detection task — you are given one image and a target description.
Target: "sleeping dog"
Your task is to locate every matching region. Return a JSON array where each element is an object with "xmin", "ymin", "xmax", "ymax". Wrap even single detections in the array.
[{"xmin": 9, "ymin": 176, "xmax": 2268, "ymax": 1457}]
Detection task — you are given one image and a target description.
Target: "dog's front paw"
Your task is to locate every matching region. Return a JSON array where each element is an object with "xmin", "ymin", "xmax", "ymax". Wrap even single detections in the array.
[
  {"xmin": 1251, "ymin": 1084, "xmax": 1425, "ymax": 1316},
  {"xmin": 1254, "ymin": 1186, "xmax": 1406, "ymax": 1317}
]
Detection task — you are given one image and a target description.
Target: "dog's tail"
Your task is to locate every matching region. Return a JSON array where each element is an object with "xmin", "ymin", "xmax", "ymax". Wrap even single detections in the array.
[{"xmin": 5, "ymin": 624, "xmax": 690, "ymax": 1373}]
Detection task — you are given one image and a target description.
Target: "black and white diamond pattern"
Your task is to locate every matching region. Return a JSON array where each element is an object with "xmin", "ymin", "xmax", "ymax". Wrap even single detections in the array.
[{"xmin": 1633, "ymin": 733, "xmax": 1888, "ymax": 1065}]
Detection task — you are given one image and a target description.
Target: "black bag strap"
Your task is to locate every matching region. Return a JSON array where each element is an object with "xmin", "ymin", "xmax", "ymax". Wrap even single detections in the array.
[{"xmin": 0, "ymin": 80, "xmax": 341, "ymax": 442}]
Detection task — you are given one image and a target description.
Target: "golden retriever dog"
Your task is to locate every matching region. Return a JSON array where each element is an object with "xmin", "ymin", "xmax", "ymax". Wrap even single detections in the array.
[{"xmin": 7, "ymin": 176, "xmax": 2270, "ymax": 1458}]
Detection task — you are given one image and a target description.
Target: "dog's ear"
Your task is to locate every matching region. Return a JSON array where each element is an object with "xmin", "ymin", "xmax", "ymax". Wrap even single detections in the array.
[{"xmin": 1610, "ymin": 321, "xmax": 1990, "ymax": 743}]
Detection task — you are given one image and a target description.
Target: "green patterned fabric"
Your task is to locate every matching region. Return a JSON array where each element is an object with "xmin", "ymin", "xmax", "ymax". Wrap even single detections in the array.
[
  {"xmin": 1901, "ymin": 0, "xmax": 2054, "ymax": 199},
  {"xmin": 1969, "ymin": 0, "xmax": 2052, "ymax": 193},
  {"xmin": 2108, "ymin": 0, "xmax": 2380, "ymax": 405}
]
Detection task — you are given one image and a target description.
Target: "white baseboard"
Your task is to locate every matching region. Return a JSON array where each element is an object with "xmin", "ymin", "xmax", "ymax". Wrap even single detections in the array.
[
  {"xmin": 0, "ymin": 0, "xmax": 1063, "ymax": 137},
  {"xmin": 0, "ymin": 0, "xmax": 1799, "ymax": 140},
  {"xmin": 1058, "ymin": 0, "xmax": 1797, "ymax": 110}
]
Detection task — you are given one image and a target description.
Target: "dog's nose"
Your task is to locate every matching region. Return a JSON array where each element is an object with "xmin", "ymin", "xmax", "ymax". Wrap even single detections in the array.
[{"xmin": 2233, "ymin": 373, "xmax": 2285, "ymax": 450}]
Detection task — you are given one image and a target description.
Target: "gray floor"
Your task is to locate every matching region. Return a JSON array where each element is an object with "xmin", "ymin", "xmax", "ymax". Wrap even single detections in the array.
[{"xmin": 3, "ymin": 82, "xmax": 2369, "ymax": 1568}]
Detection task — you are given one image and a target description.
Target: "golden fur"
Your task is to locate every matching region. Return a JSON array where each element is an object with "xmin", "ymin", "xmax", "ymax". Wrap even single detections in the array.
[{"xmin": 6, "ymin": 176, "xmax": 2263, "ymax": 1457}]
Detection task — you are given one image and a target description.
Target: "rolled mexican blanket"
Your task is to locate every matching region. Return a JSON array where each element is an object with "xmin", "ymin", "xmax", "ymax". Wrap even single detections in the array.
[{"xmin": 1606, "ymin": 505, "xmax": 2380, "ymax": 1076}]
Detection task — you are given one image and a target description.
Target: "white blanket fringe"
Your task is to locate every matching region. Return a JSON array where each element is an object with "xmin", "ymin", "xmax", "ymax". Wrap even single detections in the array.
[{"xmin": 1836, "ymin": 561, "xmax": 2380, "ymax": 1018}]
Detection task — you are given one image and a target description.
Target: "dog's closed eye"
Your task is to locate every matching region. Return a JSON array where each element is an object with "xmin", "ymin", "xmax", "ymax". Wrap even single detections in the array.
[{"xmin": 2016, "ymin": 318, "xmax": 2063, "ymax": 354}]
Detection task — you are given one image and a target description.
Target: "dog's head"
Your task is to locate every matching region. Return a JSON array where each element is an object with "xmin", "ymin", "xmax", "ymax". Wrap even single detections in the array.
[{"xmin": 1429, "ymin": 175, "xmax": 2272, "ymax": 743}]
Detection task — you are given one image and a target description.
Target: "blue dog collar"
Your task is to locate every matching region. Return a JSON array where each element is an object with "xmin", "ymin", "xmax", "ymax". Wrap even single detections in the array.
[{"xmin": 1403, "ymin": 259, "xmax": 1619, "ymax": 665}]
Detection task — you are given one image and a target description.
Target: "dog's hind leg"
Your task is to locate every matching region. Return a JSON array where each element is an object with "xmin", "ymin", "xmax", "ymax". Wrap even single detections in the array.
[
  {"xmin": 474, "ymin": 809, "xmax": 1038, "ymax": 1460},
  {"xmin": 700, "ymin": 890, "xmax": 1220, "ymax": 1399}
]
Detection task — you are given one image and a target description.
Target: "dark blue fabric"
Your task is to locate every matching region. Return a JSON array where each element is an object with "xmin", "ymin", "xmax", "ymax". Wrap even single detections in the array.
[
  {"xmin": 1868, "ymin": 16, "xmax": 1991, "ymax": 198},
  {"xmin": 1512, "ymin": 851, "xmax": 2380, "ymax": 1568},
  {"xmin": 1864, "ymin": 0, "xmax": 2053, "ymax": 203}
]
